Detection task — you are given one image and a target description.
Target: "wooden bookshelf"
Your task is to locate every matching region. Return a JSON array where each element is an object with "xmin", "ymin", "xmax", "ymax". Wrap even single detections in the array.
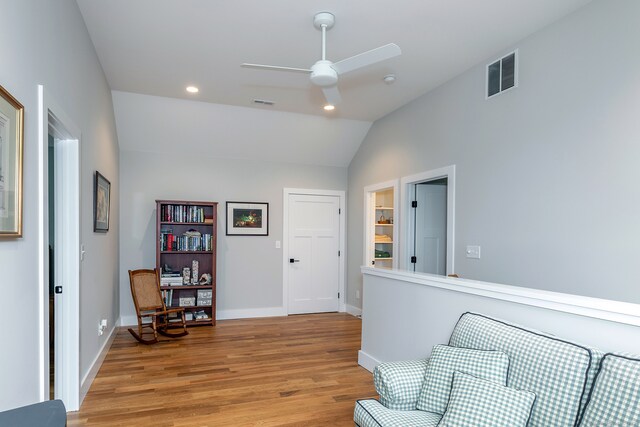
[{"xmin": 156, "ymin": 200, "xmax": 217, "ymax": 326}]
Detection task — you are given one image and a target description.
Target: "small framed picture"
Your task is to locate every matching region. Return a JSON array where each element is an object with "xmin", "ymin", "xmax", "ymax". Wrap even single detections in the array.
[
  {"xmin": 93, "ymin": 171, "xmax": 111, "ymax": 232},
  {"xmin": 226, "ymin": 202, "xmax": 269, "ymax": 236}
]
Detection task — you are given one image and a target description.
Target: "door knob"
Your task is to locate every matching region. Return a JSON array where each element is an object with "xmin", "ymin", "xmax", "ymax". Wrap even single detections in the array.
[
  {"xmin": 289, "ymin": 258, "xmax": 300, "ymax": 263},
  {"xmin": 55, "ymin": 286, "xmax": 63, "ymax": 294}
]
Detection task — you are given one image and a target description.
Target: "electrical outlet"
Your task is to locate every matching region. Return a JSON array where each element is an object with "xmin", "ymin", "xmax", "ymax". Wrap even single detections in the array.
[
  {"xmin": 356, "ymin": 290, "xmax": 361, "ymax": 299},
  {"xmin": 98, "ymin": 319, "xmax": 107, "ymax": 336}
]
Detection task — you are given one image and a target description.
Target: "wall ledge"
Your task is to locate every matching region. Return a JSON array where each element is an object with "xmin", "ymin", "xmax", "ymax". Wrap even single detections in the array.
[{"xmin": 361, "ymin": 267, "xmax": 640, "ymax": 327}]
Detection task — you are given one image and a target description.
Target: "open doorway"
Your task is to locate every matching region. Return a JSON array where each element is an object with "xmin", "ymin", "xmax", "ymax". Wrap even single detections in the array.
[
  {"xmin": 412, "ymin": 178, "xmax": 447, "ymax": 274},
  {"xmin": 400, "ymin": 166, "xmax": 455, "ymax": 275},
  {"xmin": 48, "ymin": 135, "xmax": 55, "ymax": 399},
  {"xmin": 39, "ymin": 86, "xmax": 81, "ymax": 410}
]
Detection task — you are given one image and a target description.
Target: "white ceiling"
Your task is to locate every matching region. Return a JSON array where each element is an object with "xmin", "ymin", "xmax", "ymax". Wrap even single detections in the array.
[{"xmin": 77, "ymin": 0, "xmax": 593, "ymax": 122}]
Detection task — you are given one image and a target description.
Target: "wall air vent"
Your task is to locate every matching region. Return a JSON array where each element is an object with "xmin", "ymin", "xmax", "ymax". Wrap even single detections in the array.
[
  {"xmin": 253, "ymin": 99, "xmax": 275, "ymax": 106},
  {"xmin": 487, "ymin": 49, "xmax": 518, "ymax": 98}
]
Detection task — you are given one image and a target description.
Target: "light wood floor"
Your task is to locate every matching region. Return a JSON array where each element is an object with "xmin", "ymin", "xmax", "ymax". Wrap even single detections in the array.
[{"xmin": 68, "ymin": 313, "xmax": 376, "ymax": 426}]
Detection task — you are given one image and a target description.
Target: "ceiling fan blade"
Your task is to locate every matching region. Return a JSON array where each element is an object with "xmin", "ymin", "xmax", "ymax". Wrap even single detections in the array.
[
  {"xmin": 241, "ymin": 63, "xmax": 312, "ymax": 73},
  {"xmin": 322, "ymin": 86, "xmax": 342, "ymax": 105},
  {"xmin": 332, "ymin": 43, "xmax": 401, "ymax": 75}
]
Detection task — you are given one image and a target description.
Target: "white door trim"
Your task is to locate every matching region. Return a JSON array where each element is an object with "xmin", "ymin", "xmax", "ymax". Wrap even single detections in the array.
[
  {"xmin": 282, "ymin": 188, "xmax": 346, "ymax": 314},
  {"xmin": 400, "ymin": 165, "xmax": 456, "ymax": 274},
  {"xmin": 38, "ymin": 86, "xmax": 81, "ymax": 410},
  {"xmin": 363, "ymin": 180, "xmax": 399, "ymax": 270}
]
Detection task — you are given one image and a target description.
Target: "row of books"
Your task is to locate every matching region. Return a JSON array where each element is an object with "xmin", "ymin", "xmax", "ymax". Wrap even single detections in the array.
[
  {"xmin": 160, "ymin": 204, "xmax": 210, "ymax": 223},
  {"xmin": 160, "ymin": 232, "xmax": 213, "ymax": 252}
]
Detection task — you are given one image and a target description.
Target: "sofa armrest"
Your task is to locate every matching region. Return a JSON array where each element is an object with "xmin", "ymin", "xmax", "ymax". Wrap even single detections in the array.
[{"xmin": 373, "ymin": 359, "xmax": 429, "ymax": 410}]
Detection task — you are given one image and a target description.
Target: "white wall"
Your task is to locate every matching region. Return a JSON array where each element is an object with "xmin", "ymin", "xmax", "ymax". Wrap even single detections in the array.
[
  {"xmin": 347, "ymin": 0, "xmax": 640, "ymax": 308},
  {"xmin": 359, "ymin": 270, "xmax": 640, "ymax": 370},
  {"xmin": 0, "ymin": 1, "xmax": 119, "ymax": 411},
  {"xmin": 119, "ymin": 148, "xmax": 346, "ymax": 322}
]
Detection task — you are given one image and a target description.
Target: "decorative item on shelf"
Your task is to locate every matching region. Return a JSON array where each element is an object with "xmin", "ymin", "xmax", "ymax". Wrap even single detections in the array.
[
  {"xmin": 375, "ymin": 233, "xmax": 392, "ymax": 243},
  {"xmin": 185, "ymin": 312, "xmax": 194, "ymax": 321},
  {"xmin": 0, "ymin": 84, "xmax": 24, "ymax": 237},
  {"xmin": 197, "ymin": 289, "xmax": 213, "ymax": 306},
  {"xmin": 375, "ymin": 249, "xmax": 391, "ymax": 258},
  {"xmin": 193, "ymin": 310, "xmax": 209, "ymax": 321},
  {"xmin": 93, "ymin": 171, "xmax": 111, "ymax": 232},
  {"xmin": 182, "ymin": 267, "xmax": 191, "ymax": 285},
  {"xmin": 226, "ymin": 201, "xmax": 269, "ymax": 236},
  {"xmin": 389, "ymin": 216, "xmax": 393, "ymax": 224},
  {"xmin": 379, "ymin": 213, "xmax": 386, "ymax": 223},
  {"xmin": 179, "ymin": 296, "xmax": 196, "ymax": 307},
  {"xmin": 199, "ymin": 273, "xmax": 212, "ymax": 285},
  {"xmin": 191, "ymin": 260, "xmax": 199, "ymax": 285}
]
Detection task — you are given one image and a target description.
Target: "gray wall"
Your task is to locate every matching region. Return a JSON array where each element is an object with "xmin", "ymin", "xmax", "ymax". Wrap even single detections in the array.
[
  {"xmin": 347, "ymin": 0, "xmax": 640, "ymax": 308},
  {"xmin": 0, "ymin": 0, "xmax": 119, "ymax": 410},
  {"xmin": 119, "ymin": 149, "xmax": 346, "ymax": 321}
]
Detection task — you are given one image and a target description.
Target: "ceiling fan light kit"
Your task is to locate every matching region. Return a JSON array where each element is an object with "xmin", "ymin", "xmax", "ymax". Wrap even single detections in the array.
[{"xmin": 241, "ymin": 11, "xmax": 401, "ymax": 107}]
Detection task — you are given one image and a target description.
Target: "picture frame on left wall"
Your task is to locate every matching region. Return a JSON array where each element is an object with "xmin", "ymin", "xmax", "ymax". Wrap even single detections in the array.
[
  {"xmin": 93, "ymin": 171, "xmax": 111, "ymax": 232},
  {"xmin": 0, "ymin": 84, "xmax": 24, "ymax": 237}
]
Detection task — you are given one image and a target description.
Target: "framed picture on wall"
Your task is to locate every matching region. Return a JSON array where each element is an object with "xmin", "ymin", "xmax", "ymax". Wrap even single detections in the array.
[
  {"xmin": 226, "ymin": 202, "xmax": 269, "ymax": 236},
  {"xmin": 93, "ymin": 171, "xmax": 111, "ymax": 232},
  {"xmin": 0, "ymin": 84, "xmax": 24, "ymax": 237}
]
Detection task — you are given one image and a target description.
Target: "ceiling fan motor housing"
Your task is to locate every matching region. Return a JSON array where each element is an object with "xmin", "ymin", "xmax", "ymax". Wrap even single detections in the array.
[{"xmin": 310, "ymin": 60, "xmax": 338, "ymax": 87}]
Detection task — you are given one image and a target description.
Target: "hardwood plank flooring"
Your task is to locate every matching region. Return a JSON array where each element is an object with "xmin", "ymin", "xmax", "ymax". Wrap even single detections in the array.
[{"xmin": 68, "ymin": 313, "xmax": 377, "ymax": 426}]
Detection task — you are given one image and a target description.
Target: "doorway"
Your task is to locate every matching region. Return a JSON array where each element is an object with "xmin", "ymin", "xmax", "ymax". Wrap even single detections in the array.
[
  {"xmin": 283, "ymin": 189, "xmax": 345, "ymax": 314},
  {"xmin": 400, "ymin": 166, "xmax": 456, "ymax": 275},
  {"xmin": 39, "ymin": 86, "xmax": 81, "ymax": 410},
  {"xmin": 413, "ymin": 179, "xmax": 447, "ymax": 274}
]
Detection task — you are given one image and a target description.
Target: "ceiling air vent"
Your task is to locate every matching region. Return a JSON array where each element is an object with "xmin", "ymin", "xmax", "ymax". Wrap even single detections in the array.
[
  {"xmin": 487, "ymin": 49, "xmax": 518, "ymax": 98},
  {"xmin": 253, "ymin": 99, "xmax": 275, "ymax": 106}
]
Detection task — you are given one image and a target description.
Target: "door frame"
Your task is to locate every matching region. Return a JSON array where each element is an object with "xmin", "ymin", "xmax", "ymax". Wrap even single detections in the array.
[
  {"xmin": 282, "ymin": 188, "xmax": 346, "ymax": 315},
  {"xmin": 400, "ymin": 165, "xmax": 456, "ymax": 274},
  {"xmin": 38, "ymin": 86, "xmax": 81, "ymax": 410},
  {"xmin": 363, "ymin": 179, "xmax": 399, "ymax": 269}
]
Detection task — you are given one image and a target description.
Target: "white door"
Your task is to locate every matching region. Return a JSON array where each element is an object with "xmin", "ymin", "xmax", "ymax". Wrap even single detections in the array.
[
  {"xmin": 288, "ymin": 194, "xmax": 340, "ymax": 314},
  {"xmin": 414, "ymin": 183, "xmax": 447, "ymax": 274}
]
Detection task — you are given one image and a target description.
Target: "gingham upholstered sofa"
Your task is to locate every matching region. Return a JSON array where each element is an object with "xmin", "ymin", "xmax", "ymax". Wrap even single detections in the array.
[{"xmin": 354, "ymin": 312, "xmax": 640, "ymax": 427}]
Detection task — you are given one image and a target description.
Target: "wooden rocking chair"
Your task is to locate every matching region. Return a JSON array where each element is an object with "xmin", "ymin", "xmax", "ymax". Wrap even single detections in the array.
[{"xmin": 128, "ymin": 268, "xmax": 189, "ymax": 344}]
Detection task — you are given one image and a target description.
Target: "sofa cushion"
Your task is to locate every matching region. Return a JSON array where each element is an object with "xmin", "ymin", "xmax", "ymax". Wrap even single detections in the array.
[
  {"xmin": 437, "ymin": 371, "xmax": 536, "ymax": 427},
  {"xmin": 578, "ymin": 353, "xmax": 640, "ymax": 427},
  {"xmin": 448, "ymin": 312, "xmax": 601, "ymax": 427},
  {"xmin": 374, "ymin": 359, "xmax": 430, "ymax": 410},
  {"xmin": 355, "ymin": 399, "xmax": 441, "ymax": 427},
  {"xmin": 416, "ymin": 344, "xmax": 510, "ymax": 414}
]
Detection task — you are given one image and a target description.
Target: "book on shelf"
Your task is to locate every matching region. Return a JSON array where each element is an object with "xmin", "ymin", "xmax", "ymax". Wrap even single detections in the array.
[
  {"xmin": 159, "ymin": 231, "xmax": 213, "ymax": 252},
  {"xmin": 160, "ymin": 204, "xmax": 207, "ymax": 223}
]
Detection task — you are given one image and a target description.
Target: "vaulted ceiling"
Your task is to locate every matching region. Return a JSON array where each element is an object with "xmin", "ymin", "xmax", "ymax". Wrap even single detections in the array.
[{"xmin": 77, "ymin": 0, "xmax": 593, "ymax": 166}]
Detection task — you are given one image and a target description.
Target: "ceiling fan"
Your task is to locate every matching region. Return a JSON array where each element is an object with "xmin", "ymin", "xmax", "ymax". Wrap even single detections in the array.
[{"xmin": 241, "ymin": 12, "xmax": 401, "ymax": 107}]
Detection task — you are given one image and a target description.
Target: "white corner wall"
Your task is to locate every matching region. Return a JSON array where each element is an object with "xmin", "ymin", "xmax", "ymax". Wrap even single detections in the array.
[
  {"xmin": 115, "ymin": 92, "xmax": 349, "ymax": 322},
  {"xmin": 0, "ymin": 1, "xmax": 119, "ymax": 411},
  {"xmin": 347, "ymin": 0, "xmax": 640, "ymax": 309}
]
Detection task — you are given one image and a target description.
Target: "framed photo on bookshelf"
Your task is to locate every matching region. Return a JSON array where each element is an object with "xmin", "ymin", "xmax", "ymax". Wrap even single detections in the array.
[
  {"xmin": 226, "ymin": 201, "xmax": 269, "ymax": 236},
  {"xmin": 93, "ymin": 171, "xmax": 111, "ymax": 232},
  {"xmin": 0, "ymin": 84, "xmax": 24, "ymax": 237}
]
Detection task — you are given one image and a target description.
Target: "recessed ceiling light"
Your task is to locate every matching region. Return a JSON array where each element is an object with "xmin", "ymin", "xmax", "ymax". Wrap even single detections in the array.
[
  {"xmin": 323, "ymin": 104, "xmax": 335, "ymax": 111},
  {"xmin": 186, "ymin": 86, "xmax": 199, "ymax": 93}
]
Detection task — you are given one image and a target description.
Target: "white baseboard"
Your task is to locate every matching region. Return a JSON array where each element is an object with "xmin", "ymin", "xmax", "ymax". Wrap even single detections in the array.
[
  {"xmin": 80, "ymin": 322, "xmax": 119, "ymax": 404},
  {"xmin": 346, "ymin": 304, "xmax": 362, "ymax": 317},
  {"xmin": 358, "ymin": 350, "xmax": 380, "ymax": 372},
  {"xmin": 217, "ymin": 306, "xmax": 287, "ymax": 320}
]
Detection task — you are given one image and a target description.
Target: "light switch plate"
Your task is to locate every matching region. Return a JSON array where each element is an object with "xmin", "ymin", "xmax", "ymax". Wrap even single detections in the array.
[
  {"xmin": 466, "ymin": 245, "xmax": 481, "ymax": 259},
  {"xmin": 275, "ymin": 240, "xmax": 281, "ymax": 249}
]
